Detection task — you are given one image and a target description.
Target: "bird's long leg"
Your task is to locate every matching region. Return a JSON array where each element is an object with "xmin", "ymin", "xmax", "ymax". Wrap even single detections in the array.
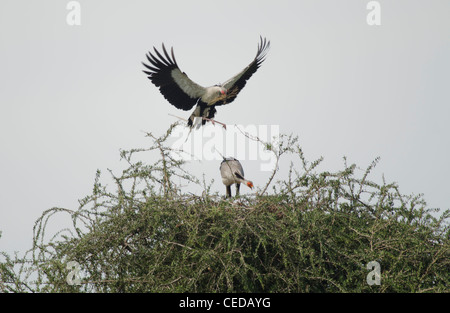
[
  {"xmin": 236, "ymin": 183, "xmax": 240, "ymax": 197},
  {"xmin": 226, "ymin": 185, "xmax": 232, "ymax": 198},
  {"xmin": 202, "ymin": 117, "xmax": 227, "ymax": 130}
]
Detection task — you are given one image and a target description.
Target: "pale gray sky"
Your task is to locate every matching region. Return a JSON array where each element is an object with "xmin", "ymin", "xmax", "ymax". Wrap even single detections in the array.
[{"xmin": 1, "ymin": 0, "xmax": 449, "ymax": 256}]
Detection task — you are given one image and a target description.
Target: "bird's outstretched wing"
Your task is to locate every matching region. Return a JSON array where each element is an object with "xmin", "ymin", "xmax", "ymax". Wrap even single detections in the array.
[
  {"xmin": 218, "ymin": 36, "xmax": 270, "ymax": 106},
  {"xmin": 142, "ymin": 44, "xmax": 206, "ymax": 111}
]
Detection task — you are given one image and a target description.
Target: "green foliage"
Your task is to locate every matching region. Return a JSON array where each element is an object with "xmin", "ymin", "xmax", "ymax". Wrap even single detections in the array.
[{"xmin": 1, "ymin": 124, "xmax": 449, "ymax": 292}]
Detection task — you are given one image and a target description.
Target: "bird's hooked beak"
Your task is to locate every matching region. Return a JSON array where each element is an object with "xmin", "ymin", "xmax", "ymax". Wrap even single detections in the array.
[{"xmin": 247, "ymin": 181, "xmax": 254, "ymax": 189}]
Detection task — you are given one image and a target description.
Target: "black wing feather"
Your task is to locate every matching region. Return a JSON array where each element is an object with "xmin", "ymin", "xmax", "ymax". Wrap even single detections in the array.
[
  {"xmin": 218, "ymin": 36, "xmax": 270, "ymax": 105},
  {"xmin": 142, "ymin": 44, "xmax": 204, "ymax": 111}
]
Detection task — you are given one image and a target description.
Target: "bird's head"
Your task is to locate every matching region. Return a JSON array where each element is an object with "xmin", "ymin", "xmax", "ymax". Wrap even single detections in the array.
[
  {"xmin": 214, "ymin": 84, "xmax": 227, "ymax": 96},
  {"xmin": 246, "ymin": 181, "xmax": 254, "ymax": 189}
]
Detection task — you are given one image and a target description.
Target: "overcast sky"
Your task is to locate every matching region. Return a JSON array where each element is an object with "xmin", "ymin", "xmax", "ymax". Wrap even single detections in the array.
[{"xmin": 1, "ymin": 0, "xmax": 449, "ymax": 256}]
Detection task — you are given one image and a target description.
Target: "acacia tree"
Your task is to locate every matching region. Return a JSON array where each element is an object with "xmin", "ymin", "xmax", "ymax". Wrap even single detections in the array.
[{"xmin": 1, "ymin": 124, "xmax": 448, "ymax": 292}]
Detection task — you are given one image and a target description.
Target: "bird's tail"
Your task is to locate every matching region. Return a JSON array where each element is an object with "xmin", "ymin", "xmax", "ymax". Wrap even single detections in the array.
[
  {"xmin": 187, "ymin": 115, "xmax": 203, "ymax": 129},
  {"xmin": 187, "ymin": 104, "xmax": 203, "ymax": 129},
  {"xmin": 187, "ymin": 105, "xmax": 217, "ymax": 129}
]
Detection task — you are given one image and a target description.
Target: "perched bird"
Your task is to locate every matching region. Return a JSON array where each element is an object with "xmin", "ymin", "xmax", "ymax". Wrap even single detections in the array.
[
  {"xmin": 142, "ymin": 36, "xmax": 270, "ymax": 128},
  {"xmin": 220, "ymin": 157, "xmax": 253, "ymax": 198}
]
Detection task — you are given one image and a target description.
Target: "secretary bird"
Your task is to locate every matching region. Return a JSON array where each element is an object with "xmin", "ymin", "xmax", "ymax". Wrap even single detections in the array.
[
  {"xmin": 220, "ymin": 157, "xmax": 253, "ymax": 198},
  {"xmin": 142, "ymin": 37, "xmax": 270, "ymax": 129}
]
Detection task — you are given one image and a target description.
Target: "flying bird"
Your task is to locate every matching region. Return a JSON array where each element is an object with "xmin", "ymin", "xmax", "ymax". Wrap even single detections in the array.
[
  {"xmin": 220, "ymin": 157, "xmax": 253, "ymax": 198},
  {"xmin": 142, "ymin": 37, "xmax": 270, "ymax": 128}
]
